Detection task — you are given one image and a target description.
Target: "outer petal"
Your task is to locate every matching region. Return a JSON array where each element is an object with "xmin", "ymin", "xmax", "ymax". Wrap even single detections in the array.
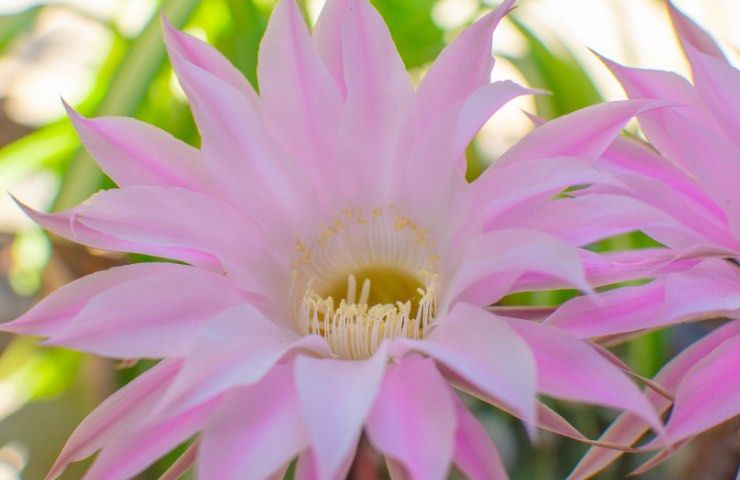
[
  {"xmin": 168, "ymin": 51, "xmax": 311, "ymax": 241},
  {"xmin": 65, "ymin": 105, "xmax": 208, "ymax": 191},
  {"xmin": 82, "ymin": 397, "xmax": 220, "ymax": 480},
  {"xmin": 402, "ymin": 303, "xmax": 537, "ymax": 433},
  {"xmin": 472, "ymin": 156, "xmax": 618, "ymax": 228},
  {"xmin": 495, "ymin": 100, "xmax": 661, "ymax": 167},
  {"xmin": 151, "ymin": 305, "xmax": 330, "ymax": 418},
  {"xmin": 414, "ymin": 0, "xmax": 514, "ymax": 134},
  {"xmin": 294, "ymin": 346, "xmax": 389, "ymax": 480},
  {"xmin": 313, "ymin": 0, "xmax": 349, "ymax": 94},
  {"xmin": 366, "ymin": 356, "xmax": 457, "ymax": 480},
  {"xmin": 162, "ymin": 16, "xmax": 259, "ymax": 107},
  {"xmin": 453, "ymin": 398, "xmax": 509, "ymax": 480},
  {"xmin": 446, "ymin": 228, "xmax": 590, "ymax": 307},
  {"xmin": 338, "ymin": 0, "xmax": 414, "ymax": 202},
  {"xmin": 647, "ymin": 334, "xmax": 740, "ymax": 447},
  {"xmin": 46, "ymin": 359, "xmax": 183, "ymax": 480},
  {"xmin": 503, "ymin": 318, "xmax": 661, "ymax": 432},
  {"xmin": 258, "ymin": 0, "xmax": 342, "ymax": 177},
  {"xmin": 568, "ymin": 321, "xmax": 740, "ymax": 480},
  {"xmin": 667, "ymin": 2, "xmax": 726, "ymax": 60},
  {"xmin": 2, "ymin": 263, "xmax": 252, "ymax": 358},
  {"xmin": 198, "ymin": 366, "xmax": 309, "ymax": 480}
]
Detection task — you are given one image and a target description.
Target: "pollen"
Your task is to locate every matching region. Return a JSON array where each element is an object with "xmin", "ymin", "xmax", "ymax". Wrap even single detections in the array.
[{"xmin": 291, "ymin": 206, "xmax": 440, "ymax": 360}]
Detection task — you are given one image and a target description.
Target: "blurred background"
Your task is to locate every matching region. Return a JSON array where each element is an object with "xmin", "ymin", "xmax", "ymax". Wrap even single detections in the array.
[{"xmin": 0, "ymin": 0, "xmax": 737, "ymax": 479}]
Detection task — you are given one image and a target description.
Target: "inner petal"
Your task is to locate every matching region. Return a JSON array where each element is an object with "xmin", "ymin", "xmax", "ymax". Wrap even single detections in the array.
[{"xmin": 291, "ymin": 206, "xmax": 440, "ymax": 360}]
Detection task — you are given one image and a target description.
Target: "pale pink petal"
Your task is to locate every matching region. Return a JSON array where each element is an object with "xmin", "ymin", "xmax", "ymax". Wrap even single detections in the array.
[
  {"xmin": 472, "ymin": 156, "xmax": 619, "ymax": 228},
  {"xmin": 46, "ymin": 359, "xmax": 183, "ymax": 480},
  {"xmin": 312, "ymin": 0, "xmax": 349, "ymax": 94},
  {"xmin": 294, "ymin": 346, "xmax": 389, "ymax": 480},
  {"xmin": 338, "ymin": 0, "xmax": 414, "ymax": 202},
  {"xmin": 567, "ymin": 321, "xmax": 740, "ymax": 479},
  {"xmin": 82, "ymin": 397, "xmax": 220, "ymax": 480},
  {"xmin": 152, "ymin": 305, "xmax": 330, "ymax": 418},
  {"xmin": 446, "ymin": 228, "xmax": 589, "ymax": 307},
  {"xmin": 294, "ymin": 451, "xmax": 319, "ymax": 480},
  {"xmin": 168, "ymin": 52, "xmax": 312, "ymax": 241},
  {"xmin": 414, "ymin": 0, "xmax": 514, "ymax": 133},
  {"xmin": 366, "ymin": 356, "xmax": 457, "ymax": 480},
  {"xmin": 453, "ymin": 397, "xmax": 509, "ymax": 480},
  {"xmin": 162, "ymin": 16, "xmax": 259, "ymax": 107},
  {"xmin": 64, "ymin": 105, "xmax": 208, "ymax": 191},
  {"xmin": 258, "ymin": 0, "xmax": 342, "ymax": 173},
  {"xmin": 16, "ymin": 187, "xmax": 283, "ymax": 295},
  {"xmin": 647, "ymin": 334, "xmax": 740, "ymax": 447},
  {"xmin": 503, "ymin": 318, "xmax": 661, "ymax": 432},
  {"xmin": 495, "ymin": 100, "xmax": 661, "ymax": 167},
  {"xmin": 3, "ymin": 263, "xmax": 252, "ymax": 358},
  {"xmin": 402, "ymin": 303, "xmax": 537, "ymax": 433},
  {"xmin": 667, "ymin": 2, "xmax": 726, "ymax": 60},
  {"xmin": 198, "ymin": 365, "xmax": 309, "ymax": 480}
]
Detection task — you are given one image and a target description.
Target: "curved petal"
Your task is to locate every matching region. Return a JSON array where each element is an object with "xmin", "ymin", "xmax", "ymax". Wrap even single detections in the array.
[
  {"xmin": 646, "ymin": 334, "xmax": 740, "ymax": 448},
  {"xmin": 414, "ymin": 0, "xmax": 514, "ymax": 134},
  {"xmin": 473, "ymin": 156, "xmax": 619, "ymax": 228},
  {"xmin": 312, "ymin": 0, "xmax": 350, "ymax": 95},
  {"xmin": 294, "ymin": 346, "xmax": 389, "ymax": 480},
  {"xmin": 151, "ymin": 305, "xmax": 330, "ymax": 419},
  {"xmin": 168, "ymin": 51, "xmax": 311, "ymax": 241},
  {"xmin": 667, "ymin": 2, "xmax": 726, "ymax": 60},
  {"xmin": 65, "ymin": 105, "xmax": 208, "ymax": 191},
  {"xmin": 258, "ymin": 0, "xmax": 342, "ymax": 176},
  {"xmin": 339, "ymin": 0, "xmax": 414, "ymax": 203},
  {"xmin": 446, "ymin": 228, "xmax": 589, "ymax": 307},
  {"xmin": 568, "ymin": 320, "xmax": 740, "ymax": 480},
  {"xmin": 46, "ymin": 359, "xmax": 183, "ymax": 480},
  {"xmin": 2, "ymin": 263, "xmax": 252, "ymax": 358},
  {"xmin": 402, "ymin": 303, "xmax": 537, "ymax": 434},
  {"xmin": 162, "ymin": 15, "xmax": 259, "ymax": 107},
  {"xmin": 503, "ymin": 318, "xmax": 661, "ymax": 432},
  {"xmin": 453, "ymin": 398, "xmax": 509, "ymax": 480},
  {"xmin": 366, "ymin": 356, "xmax": 457, "ymax": 480},
  {"xmin": 82, "ymin": 397, "xmax": 220, "ymax": 480},
  {"xmin": 198, "ymin": 365, "xmax": 309, "ymax": 480},
  {"xmin": 495, "ymin": 100, "xmax": 662, "ymax": 167}
]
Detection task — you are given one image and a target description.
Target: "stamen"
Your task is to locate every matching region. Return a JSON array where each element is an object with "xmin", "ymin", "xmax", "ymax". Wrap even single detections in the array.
[{"xmin": 291, "ymin": 206, "xmax": 440, "ymax": 360}]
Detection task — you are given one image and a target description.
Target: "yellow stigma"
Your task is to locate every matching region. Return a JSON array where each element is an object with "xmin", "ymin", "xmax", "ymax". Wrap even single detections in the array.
[{"xmin": 291, "ymin": 207, "xmax": 440, "ymax": 360}]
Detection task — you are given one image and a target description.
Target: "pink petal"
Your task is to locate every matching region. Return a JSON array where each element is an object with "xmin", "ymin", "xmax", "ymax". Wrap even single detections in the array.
[
  {"xmin": 667, "ymin": 2, "xmax": 726, "ymax": 60},
  {"xmin": 647, "ymin": 334, "xmax": 740, "ymax": 447},
  {"xmin": 568, "ymin": 321, "xmax": 740, "ymax": 480},
  {"xmin": 495, "ymin": 100, "xmax": 661, "ymax": 167},
  {"xmin": 294, "ymin": 346, "xmax": 389, "ymax": 480},
  {"xmin": 258, "ymin": 0, "xmax": 342, "ymax": 173},
  {"xmin": 198, "ymin": 365, "xmax": 309, "ymax": 480},
  {"xmin": 473, "ymin": 156, "xmax": 618, "ymax": 228},
  {"xmin": 162, "ymin": 16, "xmax": 259, "ymax": 108},
  {"xmin": 338, "ymin": 0, "xmax": 414, "ymax": 203},
  {"xmin": 3, "ymin": 263, "xmax": 252, "ymax": 358},
  {"xmin": 402, "ymin": 303, "xmax": 537, "ymax": 434},
  {"xmin": 503, "ymin": 318, "xmax": 662, "ymax": 432},
  {"xmin": 366, "ymin": 356, "xmax": 456, "ymax": 480},
  {"xmin": 46, "ymin": 359, "xmax": 183, "ymax": 480},
  {"xmin": 446, "ymin": 228, "xmax": 589, "ymax": 307},
  {"xmin": 64, "ymin": 105, "xmax": 207, "ymax": 191},
  {"xmin": 151, "ymin": 305, "xmax": 330, "ymax": 418},
  {"xmin": 82, "ymin": 396, "xmax": 220, "ymax": 480},
  {"xmin": 453, "ymin": 397, "xmax": 509, "ymax": 480},
  {"xmin": 168, "ymin": 52, "xmax": 311, "ymax": 241},
  {"xmin": 414, "ymin": 0, "xmax": 514, "ymax": 134},
  {"xmin": 312, "ymin": 0, "xmax": 349, "ymax": 95}
]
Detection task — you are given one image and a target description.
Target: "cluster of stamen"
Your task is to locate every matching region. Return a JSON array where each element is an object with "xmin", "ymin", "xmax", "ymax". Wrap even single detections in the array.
[{"xmin": 291, "ymin": 207, "xmax": 440, "ymax": 360}]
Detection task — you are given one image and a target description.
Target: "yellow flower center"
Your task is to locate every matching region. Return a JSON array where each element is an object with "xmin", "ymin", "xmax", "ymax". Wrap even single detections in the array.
[{"xmin": 291, "ymin": 207, "xmax": 439, "ymax": 360}]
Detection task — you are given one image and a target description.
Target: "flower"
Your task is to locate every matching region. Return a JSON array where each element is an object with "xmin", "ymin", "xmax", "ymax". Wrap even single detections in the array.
[
  {"xmin": 3, "ymin": 1, "xmax": 663, "ymax": 479},
  {"xmin": 545, "ymin": 3, "xmax": 740, "ymax": 477}
]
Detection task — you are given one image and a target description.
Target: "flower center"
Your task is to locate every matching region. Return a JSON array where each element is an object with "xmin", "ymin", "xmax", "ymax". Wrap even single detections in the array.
[{"xmin": 291, "ymin": 207, "xmax": 439, "ymax": 360}]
